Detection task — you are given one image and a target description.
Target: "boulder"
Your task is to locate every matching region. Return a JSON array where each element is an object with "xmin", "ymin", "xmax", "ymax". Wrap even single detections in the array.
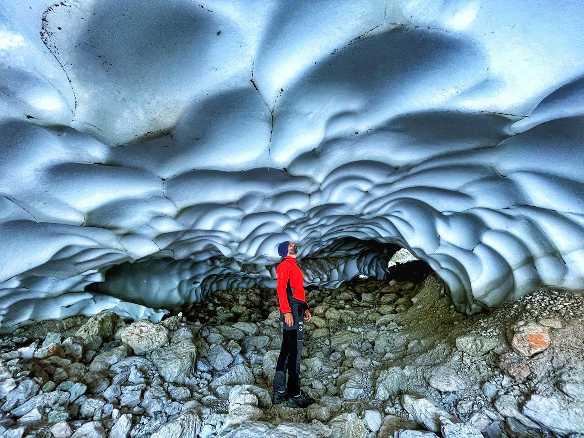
[
  {"xmin": 120, "ymin": 321, "xmax": 169, "ymax": 355},
  {"xmin": 207, "ymin": 344, "xmax": 233, "ymax": 371},
  {"xmin": 150, "ymin": 341, "xmax": 197, "ymax": 383},
  {"xmin": 523, "ymin": 394, "xmax": 584, "ymax": 435}
]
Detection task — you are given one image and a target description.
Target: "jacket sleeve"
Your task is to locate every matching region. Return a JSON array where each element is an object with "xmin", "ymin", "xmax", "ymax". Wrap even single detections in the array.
[{"xmin": 276, "ymin": 263, "xmax": 292, "ymax": 314}]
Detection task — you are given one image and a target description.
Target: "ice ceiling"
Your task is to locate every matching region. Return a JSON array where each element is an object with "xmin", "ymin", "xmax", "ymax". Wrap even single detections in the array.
[{"xmin": 1, "ymin": 0, "xmax": 584, "ymax": 330}]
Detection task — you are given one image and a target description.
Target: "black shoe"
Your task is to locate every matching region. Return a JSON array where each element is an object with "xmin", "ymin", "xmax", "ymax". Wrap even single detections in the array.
[
  {"xmin": 272, "ymin": 390, "xmax": 288, "ymax": 405},
  {"xmin": 285, "ymin": 390, "xmax": 315, "ymax": 408}
]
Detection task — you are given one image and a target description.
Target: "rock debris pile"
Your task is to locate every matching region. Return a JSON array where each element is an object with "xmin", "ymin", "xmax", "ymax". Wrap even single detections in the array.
[{"xmin": 1, "ymin": 273, "xmax": 584, "ymax": 437}]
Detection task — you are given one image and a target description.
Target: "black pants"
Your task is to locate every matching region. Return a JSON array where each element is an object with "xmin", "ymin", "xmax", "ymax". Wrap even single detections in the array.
[{"xmin": 275, "ymin": 299, "xmax": 305, "ymax": 396}]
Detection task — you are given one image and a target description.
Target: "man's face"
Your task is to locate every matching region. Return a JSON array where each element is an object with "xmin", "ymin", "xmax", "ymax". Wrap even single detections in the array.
[{"xmin": 288, "ymin": 241, "xmax": 297, "ymax": 255}]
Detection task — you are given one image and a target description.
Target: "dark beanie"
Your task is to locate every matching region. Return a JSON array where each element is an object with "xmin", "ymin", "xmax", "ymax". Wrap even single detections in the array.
[{"xmin": 277, "ymin": 240, "xmax": 289, "ymax": 257}]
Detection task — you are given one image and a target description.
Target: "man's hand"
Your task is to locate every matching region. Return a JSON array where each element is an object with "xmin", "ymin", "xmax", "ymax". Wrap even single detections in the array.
[
  {"xmin": 283, "ymin": 312, "xmax": 294, "ymax": 327},
  {"xmin": 304, "ymin": 309, "xmax": 312, "ymax": 322}
]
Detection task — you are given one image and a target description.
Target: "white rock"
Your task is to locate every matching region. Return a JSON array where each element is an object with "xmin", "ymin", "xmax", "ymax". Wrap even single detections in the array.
[
  {"xmin": 364, "ymin": 409, "xmax": 382, "ymax": 432},
  {"xmin": 523, "ymin": 394, "xmax": 584, "ymax": 435},
  {"xmin": 50, "ymin": 421, "xmax": 73, "ymax": 438},
  {"xmin": 401, "ymin": 394, "xmax": 453, "ymax": 433},
  {"xmin": 110, "ymin": 413, "xmax": 132, "ymax": 438}
]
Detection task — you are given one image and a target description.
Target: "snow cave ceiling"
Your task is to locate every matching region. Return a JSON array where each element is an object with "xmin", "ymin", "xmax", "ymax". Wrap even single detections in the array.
[{"xmin": 1, "ymin": 0, "xmax": 584, "ymax": 329}]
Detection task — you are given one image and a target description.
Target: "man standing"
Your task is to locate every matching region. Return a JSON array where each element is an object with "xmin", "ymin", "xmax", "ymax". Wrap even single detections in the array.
[{"xmin": 272, "ymin": 240, "xmax": 315, "ymax": 408}]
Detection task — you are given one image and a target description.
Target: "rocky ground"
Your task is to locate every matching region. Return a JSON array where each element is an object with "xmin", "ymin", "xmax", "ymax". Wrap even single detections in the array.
[{"xmin": 1, "ymin": 271, "xmax": 584, "ymax": 437}]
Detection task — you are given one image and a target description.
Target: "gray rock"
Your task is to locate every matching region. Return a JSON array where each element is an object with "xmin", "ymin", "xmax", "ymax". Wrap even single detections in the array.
[
  {"xmin": 328, "ymin": 412, "xmax": 368, "ymax": 438},
  {"xmin": 77, "ymin": 312, "xmax": 118, "ymax": 338},
  {"xmin": 381, "ymin": 414, "xmax": 420, "ymax": 437},
  {"xmin": 494, "ymin": 394, "xmax": 540, "ymax": 429},
  {"xmin": 228, "ymin": 385, "xmax": 271, "ymax": 409},
  {"xmin": 261, "ymin": 350, "xmax": 279, "ymax": 380},
  {"xmin": 62, "ymin": 337, "xmax": 84, "ymax": 360},
  {"xmin": 128, "ymin": 365, "xmax": 145, "ymax": 384},
  {"xmin": 71, "ymin": 421, "xmax": 106, "ymax": 438},
  {"xmin": 120, "ymin": 321, "xmax": 169, "ymax": 355},
  {"xmin": 48, "ymin": 408, "xmax": 70, "ymax": 423},
  {"xmin": 130, "ymin": 412, "xmax": 168, "ymax": 437},
  {"xmin": 150, "ymin": 341, "xmax": 197, "ymax": 383},
  {"xmin": 150, "ymin": 411, "xmax": 202, "ymax": 438},
  {"xmin": 375, "ymin": 367, "xmax": 404, "ymax": 400},
  {"xmin": 103, "ymin": 384, "xmax": 121, "ymax": 402},
  {"xmin": 89, "ymin": 346, "xmax": 128, "ymax": 372},
  {"xmin": 207, "ymin": 344, "xmax": 233, "ymax": 371},
  {"xmin": 1, "ymin": 379, "xmax": 40, "ymax": 411},
  {"xmin": 428, "ymin": 367, "xmax": 466, "ymax": 392},
  {"xmin": 523, "ymin": 394, "xmax": 584, "ymax": 435},
  {"xmin": 217, "ymin": 325, "xmax": 245, "ymax": 341},
  {"xmin": 455, "ymin": 334, "xmax": 499, "ymax": 356},
  {"xmin": 110, "ymin": 413, "xmax": 132, "ymax": 438},
  {"xmin": 79, "ymin": 398, "xmax": 105, "ymax": 419},
  {"xmin": 18, "ymin": 407, "xmax": 42, "ymax": 424},
  {"xmin": 223, "ymin": 405, "xmax": 263, "ymax": 429},
  {"xmin": 232, "ymin": 322, "xmax": 258, "ymax": 336},
  {"xmin": 166, "ymin": 385, "xmax": 191, "ymax": 401},
  {"xmin": 57, "ymin": 381, "xmax": 87, "ymax": 402},
  {"xmin": 11, "ymin": 390, "xmax": 69, "ymax": 417},
  {"xmin": 401, "ymin": 394, "xmax": 453, "ymax": 433},
  {"xmin": 210, "ymin": 364, "xmax": 254, "ymax": 389},
  {"xmin": 171, "ymin": 326, "xmax": 195, "ymax": 344},
  {"xmin": 307, "ymin": 404, "xmax": 333, "ymax": 422},
  {"xmin": 120, "ymin": 385, "xmax": 145, "ymax": 408},
  {"xmin": 340, "ymin": 369, "xmax": 372, "ymax": 400},
  {"xmin": 243, "ymin": 336, "xmax": 269, "ymax": 351},
  {"xmin": 161, "ymin": 314, "xmax": 182, "ymax": 331},
  {"xmin": 34, "ymin": 332, "xmax": 62, "ymax": 358}
]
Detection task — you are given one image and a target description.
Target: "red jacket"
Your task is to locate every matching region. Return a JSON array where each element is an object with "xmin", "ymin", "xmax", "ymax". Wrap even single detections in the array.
[{"xmin": 276, "ymin": 256, "xmax": 307, "ymax": 313}]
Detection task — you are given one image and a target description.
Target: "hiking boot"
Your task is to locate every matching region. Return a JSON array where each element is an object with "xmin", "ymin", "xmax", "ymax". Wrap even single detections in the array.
[
  {"xmin": 285, "ymin": 390, "xmax": 315, "ymax": 408},
  {"xmin": 272, "ymin": 371, "xmax": 287, "ymax": 404}
]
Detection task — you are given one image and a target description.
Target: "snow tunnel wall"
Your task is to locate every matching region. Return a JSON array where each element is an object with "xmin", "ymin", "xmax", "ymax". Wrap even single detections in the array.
[{"xmin": 1, "ymin": 0, "xmax": 584, "ymax": 330}]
